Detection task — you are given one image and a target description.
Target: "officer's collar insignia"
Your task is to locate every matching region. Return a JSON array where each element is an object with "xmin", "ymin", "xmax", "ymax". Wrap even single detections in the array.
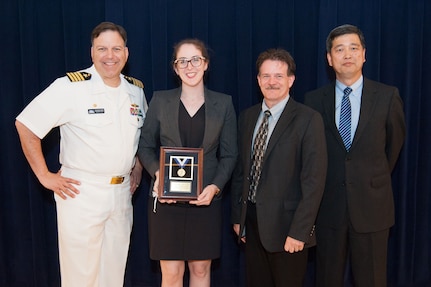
[
  {"xmin": 123, "ymin": 75, "xmax": 144, "ymax": 89},
  {"xmin": 66, "ymin": 71, "xmax": 92, "ymax": 82}
]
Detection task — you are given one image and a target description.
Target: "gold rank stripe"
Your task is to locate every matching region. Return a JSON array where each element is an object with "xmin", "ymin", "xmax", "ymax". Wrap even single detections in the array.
[
  {"xmin": 66, "ymin": 72, "xmax": 92, "ymax": 82},
  {"xmin": 124, "ymin": 75, "xmax": 144, "ymax": 88}
]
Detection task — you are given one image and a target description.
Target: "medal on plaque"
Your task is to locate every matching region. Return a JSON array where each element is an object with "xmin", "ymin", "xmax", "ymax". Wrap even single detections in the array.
[
  {"xmin": 174, "ymin": 157, "xmax": 189, "ymax": 178},
  {"xmin": 159, "ymin": 147, "xmax": 203, "ymax": 201},
  {"xmin": 177, "ymin": 168, "xmax": 186, "ymax": 177},
  {"xmin": 170, "ymin": 156, "xmax": 192, "ymax": 182}
]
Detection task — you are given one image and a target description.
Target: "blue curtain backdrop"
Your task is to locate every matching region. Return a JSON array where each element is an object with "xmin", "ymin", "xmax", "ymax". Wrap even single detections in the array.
[{"xmin": 1, "ymin": 0, "xmax": 430, "ymax": 286}]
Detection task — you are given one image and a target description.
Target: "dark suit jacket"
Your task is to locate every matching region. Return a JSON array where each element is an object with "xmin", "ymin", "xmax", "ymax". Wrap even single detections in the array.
[
  {"xmin": 304, "ymin": 78, "xmax": 406, "ymax": 233},
  {"xmin": 137, "ymin": 87, "xmax": 238, "ymax": 198},
  {"xmin": 231, "ymin": 98, "xmax": 327, "ymax": 252}
]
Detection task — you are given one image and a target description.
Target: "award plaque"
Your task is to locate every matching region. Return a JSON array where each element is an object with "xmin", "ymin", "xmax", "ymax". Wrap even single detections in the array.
[{"xmin": 159, "ymin": 147, "xmax": 203, "ymax": 201}]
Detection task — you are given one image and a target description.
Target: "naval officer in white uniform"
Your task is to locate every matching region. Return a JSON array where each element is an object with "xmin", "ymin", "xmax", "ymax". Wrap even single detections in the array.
[{"xmin": 15, "ymin": 21, "xmax": 147, "ymax": 287}]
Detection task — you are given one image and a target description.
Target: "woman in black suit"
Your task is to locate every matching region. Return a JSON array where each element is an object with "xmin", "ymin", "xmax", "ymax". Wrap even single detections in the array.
[{"xmin": 138, "ymin": 39, "xmax": 238, "ymax": 287}]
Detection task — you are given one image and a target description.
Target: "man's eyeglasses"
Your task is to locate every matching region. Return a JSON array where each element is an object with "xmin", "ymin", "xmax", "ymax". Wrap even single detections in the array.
[{"xmin": 174, "ymin": 56, "xmax": 206, "ymax": 69}]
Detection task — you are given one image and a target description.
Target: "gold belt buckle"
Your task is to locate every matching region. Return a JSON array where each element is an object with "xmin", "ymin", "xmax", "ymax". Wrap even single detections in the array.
[{"xmin": 110, "ymin": 176, "xmax": 124, "ymax": 184}]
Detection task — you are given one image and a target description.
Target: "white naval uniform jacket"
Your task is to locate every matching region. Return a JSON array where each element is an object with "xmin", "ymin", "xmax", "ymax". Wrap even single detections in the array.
[{"xmin": 16, "ymin": 65, "xmax": 148, "ymax": 176}]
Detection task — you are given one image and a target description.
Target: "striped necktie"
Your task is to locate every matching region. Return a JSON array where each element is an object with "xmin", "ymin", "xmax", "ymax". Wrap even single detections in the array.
[
  {"xmin": 339, "ymin": 87, "xmax": 352, "ymax": 151},
  {"xmin": 248, "ymin": 110, "xmax": 271, "ymax": 203}
]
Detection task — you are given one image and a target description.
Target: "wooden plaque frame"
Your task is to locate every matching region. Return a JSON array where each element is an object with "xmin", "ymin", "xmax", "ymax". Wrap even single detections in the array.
[{"xmin": 159, "ymin": 147, "xmax": 204, "ymax": 201}]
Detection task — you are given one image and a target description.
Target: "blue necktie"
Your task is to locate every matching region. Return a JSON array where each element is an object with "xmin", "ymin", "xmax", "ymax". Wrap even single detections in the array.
[
  {"xmin": 248, "ymin": 110, "xmax": 271, "ymax": 203},
  {"xmin": 339, "ymin": 87, "xmax": 352, "ymax": 151}
]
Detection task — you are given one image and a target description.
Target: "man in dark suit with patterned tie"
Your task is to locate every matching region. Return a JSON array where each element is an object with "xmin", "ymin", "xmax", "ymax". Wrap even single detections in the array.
[
  {"xmin": 304, "ymin": 24, "xmax": 406, "ymax": 287},
  {"xmin": 231, "ymin": 48, "xmax": 327, "ymax": 286}
]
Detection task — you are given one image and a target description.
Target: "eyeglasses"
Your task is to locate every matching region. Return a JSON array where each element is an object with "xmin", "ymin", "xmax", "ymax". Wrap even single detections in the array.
[{"xmin": 174, "ymin": 56, "xmax": 206, "ymax": 69}]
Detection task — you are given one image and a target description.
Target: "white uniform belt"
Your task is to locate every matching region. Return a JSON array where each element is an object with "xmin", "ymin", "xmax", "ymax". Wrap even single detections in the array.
[{"xmin": 61, "ymin": 167, "xmax": 129, "ymax": 184}]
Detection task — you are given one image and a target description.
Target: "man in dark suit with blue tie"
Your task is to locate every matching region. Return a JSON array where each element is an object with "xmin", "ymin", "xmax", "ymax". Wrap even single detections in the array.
[
  {"xmin": 231, "ymin": 48, "xmax": 327, "ymax": 286},
  {"xmin": 304, "ymin": 24, "xmax": 406, "ymax": 287}
]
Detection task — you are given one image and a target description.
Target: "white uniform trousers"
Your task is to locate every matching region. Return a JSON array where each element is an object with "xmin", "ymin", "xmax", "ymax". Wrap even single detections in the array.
[{"xmin": 55, "ymin": 167, "xmax": 133, "ymax": 287}]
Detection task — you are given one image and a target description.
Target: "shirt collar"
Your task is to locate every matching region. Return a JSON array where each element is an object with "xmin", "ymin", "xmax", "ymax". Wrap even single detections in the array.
[
  {"xmin": 336, "ymin": 75, "xmax": 363, "ymax": 96},
  {"xmin": 262, "ymin": 95, "xmax": 290, "ymax": 117}
]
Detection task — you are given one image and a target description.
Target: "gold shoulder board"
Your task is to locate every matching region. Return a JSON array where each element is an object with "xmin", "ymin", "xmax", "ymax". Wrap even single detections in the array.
[
  {"xmin": 66, "ymin": 71, "xmax": 92, "ymax": 82},
  {"xmin": 124, "ymin": 75, "xmax": 144, "ymax": 89}
]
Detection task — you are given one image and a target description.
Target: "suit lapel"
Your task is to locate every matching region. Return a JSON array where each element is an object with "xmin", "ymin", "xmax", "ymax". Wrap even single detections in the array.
[
  {"xmin": 201, "ymin": 89, "xmax": 216, "ymax": 149},
  {"xmin": 264, "ymin": 99, "xmax": 296, "ymax": 160},
  {"xmin": 244, "ymin": 105, "xmax": 261, "ymax": 172},
  {"xmin": 322, "ymin": 83, "xmax": 352, "ymax": 150},
  {"xmin": 165, "ymin": 88, "xmax": 183, "ymax": 146},
  {"xmin": 351, "ymin": 78, "xmax": 377, "ymax": 149}
]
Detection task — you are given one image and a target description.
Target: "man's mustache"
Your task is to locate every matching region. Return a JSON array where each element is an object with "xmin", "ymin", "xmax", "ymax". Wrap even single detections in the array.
[{"xmin": 265, "ymin": 85, "xmax": 279, "ymax": 90}]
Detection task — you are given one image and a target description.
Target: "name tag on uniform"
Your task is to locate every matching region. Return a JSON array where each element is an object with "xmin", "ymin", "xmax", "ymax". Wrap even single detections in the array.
[{"xmin": 88, "ymin": 108, "xmax": 105, "ymax": 114}]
